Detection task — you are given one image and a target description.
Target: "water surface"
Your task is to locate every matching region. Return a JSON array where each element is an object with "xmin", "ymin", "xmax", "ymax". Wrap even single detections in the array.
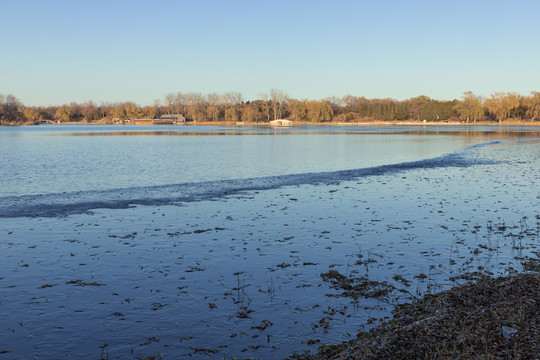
[
  {"xmin": 2, "ymin": 124, "xmax": 537, "ymax": 197},
  {"xmin": 0, "ymin": 125, "xmax": 538, "ymax": 359}
]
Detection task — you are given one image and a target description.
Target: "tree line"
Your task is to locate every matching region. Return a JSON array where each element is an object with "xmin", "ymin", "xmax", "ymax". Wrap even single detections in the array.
[{"xmin": 1, "ymin": 90, "xmax": 540, "ymax": 125}]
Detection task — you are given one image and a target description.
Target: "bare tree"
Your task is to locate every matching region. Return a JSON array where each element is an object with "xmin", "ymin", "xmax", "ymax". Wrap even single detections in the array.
[
  {"xmin": 81, "ymin": 101, "xmax": 100, "ymax": 121},
  {"xmin": 288, "ymin": 99, "xmax": 307, "ymax": 121},
  {"xmin": 241, "ymin": 103, "xmax": 260, "ymax": 122},
  {"xmin": 183, "ymin": 92, "xmax": 205, "ymax": 121},
  {"xmin": 1, "ymin": 94, "xmax": 23, "ymax": 121},
  {"xmin": 325, "ymin": 96, "xmax": 343, "ymax": 115},
  {"xmin": 454, "ymin": 91, "xmax": 484, "ymax": 123},
  {"xmin": 485, "ymin": 92, "xmax": 519, "ymax": 123},
  {"xmin": 174, "ymin": 92, "xmax": 186, "ymax": 114},
  {"xmin": 206, "ymin": 93, "xmax": 221, "ymax": 106},
  {"xmin": 164, "ymin": 93, "xmax": 175, "ymax": 114},
  {"xmin": 258, "ymin": 92, "xmax": 272, "ymax": 122},
  {"xmin": 342, "ymin": 94, "xmax": 357, "ymax": 108},
  {"xmin": 222, "ymin": 91, "xmax": 243, "ymax": 108},
  {"xmin": 222, "ymin": 91, "xmax": 243, "ymax": 122},
  {"xmin": 0, "ymin": 93, "xmax": 5, "ymax": 119},
  {"xmin": 270, "ymin": 89, "xmax": 288, "ymax": 120},
  {"xmin": 524, "ymin": 91, "xmax": 540, "ymax": 122},
  {"xmin": 205, "ymin": 93, "xmax": 221, "ymax": 121}
]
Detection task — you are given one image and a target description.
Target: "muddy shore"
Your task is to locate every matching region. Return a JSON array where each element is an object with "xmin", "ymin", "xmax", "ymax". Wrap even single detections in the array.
[{"xmin": 292, "ymin": 272, "xmax": 539, "ymax": 359}]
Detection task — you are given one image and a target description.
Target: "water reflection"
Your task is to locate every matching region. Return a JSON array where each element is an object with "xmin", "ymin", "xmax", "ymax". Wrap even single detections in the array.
[
  {"xmin": 52, "ymin": 128, "xmax": 540, "ymax": 139},
  {"xmin": 1, "ymin": 125, "xmax": 538, "ymax": 198}
]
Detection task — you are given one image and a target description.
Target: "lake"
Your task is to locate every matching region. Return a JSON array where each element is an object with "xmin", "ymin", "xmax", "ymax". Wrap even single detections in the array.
[{"xmin": 0, "ymin": 125, "xmax": 538, "ymax": 359}]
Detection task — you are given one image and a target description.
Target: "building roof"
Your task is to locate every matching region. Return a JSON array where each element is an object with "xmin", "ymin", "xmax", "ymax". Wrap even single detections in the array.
[{"xmin": 159, "ymin": 114, "xmax": 185, "ymax": 120}]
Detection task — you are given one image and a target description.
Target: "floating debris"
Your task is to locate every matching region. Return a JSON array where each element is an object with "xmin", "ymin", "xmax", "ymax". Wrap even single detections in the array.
[
  {"xmin": 236, "ymin": 309, "xmax": 253, "ymax": 318},
  {"xmin": 190, "ymin": 347, "xmax": 218, "ymax": 355},
  {"xmin": 139, "ymin": 337, "xmax": 160, "ymax": 346},
  {"xmin": 66, "ymin": 280, "xmax": 105, "ymax": 287},
  {"xmin": 321, "ymin": 270, "xmax": 395, "ymax": 300},
  {"xmin": 151, "ymin": 303, "xmax": 168, "ymax": 311},
  {"xmin": 37, "ymin": 284, "xmax": 57, "ymax": 289},
  {"xmin": 251, "ymin": 320, "xmax": 273, "ymax": 331}
]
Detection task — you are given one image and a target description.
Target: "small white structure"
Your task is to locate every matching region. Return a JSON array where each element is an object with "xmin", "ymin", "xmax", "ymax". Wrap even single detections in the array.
[{"xmin": 269, "ymin": 119, "xmax": 293, "ymax": 126}]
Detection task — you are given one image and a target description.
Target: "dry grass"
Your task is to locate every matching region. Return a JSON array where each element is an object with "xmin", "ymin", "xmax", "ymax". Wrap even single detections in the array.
[
  {"xmin": 320, "ymin": 269, "xmax": 396, "ymax": 300},
  {"xmin": 295, "ymin": 273, "xmax": 539, "ymax": 359}
]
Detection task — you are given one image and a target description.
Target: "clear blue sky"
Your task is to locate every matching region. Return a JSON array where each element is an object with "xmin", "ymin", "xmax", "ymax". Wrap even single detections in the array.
[{"xmin": 2, "ymin": 0, "xmax": 540, "ymax": 106}]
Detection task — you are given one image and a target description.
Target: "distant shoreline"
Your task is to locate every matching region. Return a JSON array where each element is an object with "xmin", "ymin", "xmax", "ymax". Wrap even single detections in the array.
[{"xmin": 2, "ymin": 120, "xmax": 540, "ymax": 127}]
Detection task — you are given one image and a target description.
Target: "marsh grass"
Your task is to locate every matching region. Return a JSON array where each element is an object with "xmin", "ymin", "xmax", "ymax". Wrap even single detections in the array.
[
  {"xmin": 320, "ymin": 270, "xmax": 396, "ymax": 300},
  {"xmin": 297, "ymin": 273, "xmax": 539, "ymax": 359},
  {"xmin": 298, "ymin": 216, "xmax": 540, "ymax": 359}
]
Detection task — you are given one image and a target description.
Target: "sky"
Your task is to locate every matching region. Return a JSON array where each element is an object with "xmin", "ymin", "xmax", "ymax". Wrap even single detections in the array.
[{"xmin": 2, "ymin": 0, "xmax": 540, "ymax": 106}]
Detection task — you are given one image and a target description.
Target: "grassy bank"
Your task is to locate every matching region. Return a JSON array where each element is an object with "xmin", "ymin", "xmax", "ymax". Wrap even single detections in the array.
[{"xmin": 292, "ymin": 273, "xmax": 539, "ymax": 359}]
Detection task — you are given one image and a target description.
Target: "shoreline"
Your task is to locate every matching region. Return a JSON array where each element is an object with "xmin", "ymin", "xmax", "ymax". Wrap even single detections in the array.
[
  {"xmin": 293, "ymin": 272, "xmax": 539, "ymax": 359},
  {"xmin": 2, "ymin": 120, "xmax": 540, "ymax": 127},
  {"xmin": 201, "ymin": 120, "xmax": 540, "ymax": 127}
]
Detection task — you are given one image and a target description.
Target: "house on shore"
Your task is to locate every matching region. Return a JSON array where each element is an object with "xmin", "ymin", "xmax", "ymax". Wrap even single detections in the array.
[
  {"xmin": 131, "ymin": 114, "xmax": 186, "ymax": 125},
  {"xmin": 158, "ymin": 114, "xmax": 186, "ymax": 123}
]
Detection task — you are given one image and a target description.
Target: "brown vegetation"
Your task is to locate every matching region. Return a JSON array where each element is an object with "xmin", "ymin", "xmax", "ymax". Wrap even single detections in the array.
[
  {"xmin": 1, "ymin": 90, "xmax": 540, "ymax": 125},
  {"xmin": 293, "ymin": 273, "xmax": 539, "ymax": 360}
]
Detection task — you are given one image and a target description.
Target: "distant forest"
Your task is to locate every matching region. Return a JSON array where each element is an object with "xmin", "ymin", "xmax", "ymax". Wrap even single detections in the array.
[{"xmin": 1, "ymin": 90, "xmax": 540, "ymax": 125}]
